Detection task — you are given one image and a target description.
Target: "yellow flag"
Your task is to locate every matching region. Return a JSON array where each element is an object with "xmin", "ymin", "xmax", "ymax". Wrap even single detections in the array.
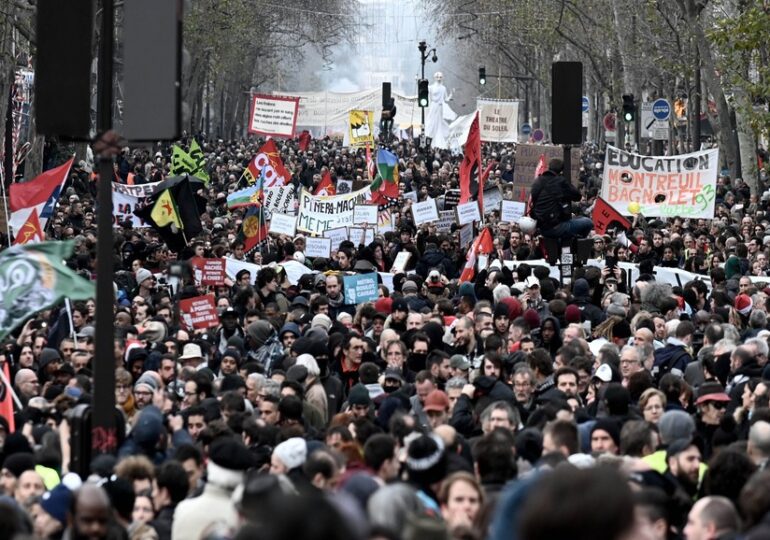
[{"xmin": 150, "ymin": 189, "xmax": 183, "ymax": 229}]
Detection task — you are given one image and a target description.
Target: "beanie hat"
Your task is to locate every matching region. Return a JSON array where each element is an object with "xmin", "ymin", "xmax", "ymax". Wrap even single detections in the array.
[
  {"xmin": 348, "ymin": 383, "xmax": 371, "ymax": 406},
  {"xmin": 565, "ymin": 304, "xmax": 582, "ymax": 323},
  {"xmin": 374, "ymin": 297, "xmax": 393, "ymax": 314},
  {"xmin": 500, "ymin": 296, "xmax": 522, "ymax": 319},
  {"xmin": 402, "ymin": 280, "xmax": 419, "ymax": 294},
  {"xmin": 41, "ymin": 473, "xmax": 81, "ymax": 524},
  {"xmin": 273, "ymin": 437, "xmax": 307, "ymax": 471},
  {"xmin": 135, "ymin": 268, "xmax": 153, "ymax": 285},
  {"xmin": 573, "ymin": 278, "xmax": 590, "ymax": 298},
  {"xmin": 222, "ymin": 348, "xmax": 242, "ymax": 365},
  {"xmin": 406, "ymin": 434, "xmax": 447, "ymax": 486},
  {"xmin": 522, "ymin": 309, "xmax": 540, "ymax": 331},
  {"xmin": 392, "ymin": 298, "xmax": 409, "ymax": 313},
  {"xmin": 494, "ymin": 302, "xmax": 511, "ymax": 319},
  {"xmin": 658, "ymin": 410, "xmax": 695, "ymax": 445},
  {"xmin": 246, "ymin": 321, "xmax": 274, "ymax": 348},
  {"xmin": 133, "ymin": 372, "xmax": 158, "ymax": 394},
  {"xmin": 735, "ymin": 294, "xmax": 753, "ymax": 316},
  {"xmin": 38, "ymin": 348, "xmax": 61, "ymax": 369},
  {"xmin": 311, "ymin": 314, "xmax": 332, "ymax": 331},
  {"xmin": 1, "ymin": 453, "xmax": 36, "ymax": 478},
  {"xmin": 591, "ymin": 419, "xmax": 621, "ymax": 449},
  {"xmin": 611, "ymin": 319, "xmax": 632, "ymax": 340},
  {"xmin": 548, "ymin": 299, "xmax": 566, "ymax": 317},
  {"xmin": 209, "ymin": 436, "xmax": 254, "ymax": 471}
]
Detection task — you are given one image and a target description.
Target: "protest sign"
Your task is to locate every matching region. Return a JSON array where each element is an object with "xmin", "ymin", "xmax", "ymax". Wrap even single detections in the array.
[
  {"xmin": 179, "ymin": 296, "xmax": 219, "ymax": 331},
  {"xmin": 501, "ymin": 201, "xmax": 526, "ymax": 223},
  {"xmin": 323, "ymin": 227, "xmax": 349, "ymax": 251},
  {"xmin": 513, "ymin": 144, "xmax": 580, "ymax": 202},
  {"xmin": 391, "ymin": 251, "xmax": 411, "ymax": 274},
  {"xmin": 348, "ymin": 110, "xmax": 375, "ymax": 147},
  {"xmin": 337, "ymin": 179, "xmax": 354, "ymax": 194},
  {"xmin": 112, "ymin": 181, "xmax": 161, "ymax": 198},
  {"xmin": 403, "ymin": 191, "xmax": 418, "ymax": 203},
  {"xmin": 343, "ymin": 272, "xmax": 379, "ymax": 304},
  {"xmin": 601, "ymin": 146, "xmax": 719, "ymax": 218},
  {"xmin": 436, "ymin": 210, "xmax": 456, "ymax": 233},
  {"xmin": 305, "ymin": 237, "xmax": 332, "ymax": 258},
  {"xmin": 444, "ymin": 189, "xmax": 461, "ymax": 210},
  {"xmin": 482, "ymin": 186, "xmax": 503, "ymax": 214},
  {"xmin": 296, "ymin": 187, "xmax": 370, "ymax": 234},
  {"xmin": 456, "ymin": 201, "xmax": 481, "ymax": 225},
  {"xmin": 377, "ymin": 209, "xmax": 394, "ymax": 233},
  {"xmin": 459, "ymin": 223, "xmax": 473, "ymax": 248},
  {"xmin": 248, "ymin": 94, "xmax": 299, "ymax": 138},
  {"xmin": 353, "ymin": 204, "xmax": 378, "ymax": 225},
  {"xmin": 269, "ymin": 212, "xmax": 297, "ymax": 237},
  {"xmin": 263, "ymin": 185, "xmax": 296, "ymax": 215},
  {"xmin": 412, "ymin": 199, "xmax": 439, "ymax": 225},
  {"xmin": 112, "ymin": 189, "xmax": 147, "ymax": 228},
  {"xmin": 477, "ymin": 98, "xmax": 519, "ymax": 143},
  {"xmin": 190, "ymin": 257, "xmax": 226, "ymax": 286},
  {"xmin": 348, "ymin": 227, "xmax": 375, "ymax": 246}
]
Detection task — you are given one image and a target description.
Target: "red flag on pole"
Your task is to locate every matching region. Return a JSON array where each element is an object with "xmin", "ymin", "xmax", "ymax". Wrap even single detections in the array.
[
  {"xmin": 459, "ymin": 112, "xmax": 482, "ymax": 205},
  {"xmin": 314, "ymin": 171, "xmax": 336, "ymax": 196},
  {"xmin": 459, "ymin": 228, "xmax": 494, "ymax": 282},
  {"xmin": 592, "ymin": 197, "xmax": 631, "ymax": 235},
  {"xmin": 299, "ymin": 130, "xmax": 312, "ymax": 152},
  {"xmin": 13, "ymin": 208, "xmax": 44, "ymax": 245},
  {"xmin": 0, "ymin": 362, "xmax": 15, "ymax": 432}
]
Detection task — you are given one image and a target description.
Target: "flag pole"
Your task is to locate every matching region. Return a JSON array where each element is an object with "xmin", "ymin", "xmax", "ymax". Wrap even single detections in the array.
[
  {"xmin": 0, "ymin": 361, "xmax": 23, "ymax": 410},
  {"xmin": 0, "ymin": 178, "xmax": 11, "ymax": 246}
]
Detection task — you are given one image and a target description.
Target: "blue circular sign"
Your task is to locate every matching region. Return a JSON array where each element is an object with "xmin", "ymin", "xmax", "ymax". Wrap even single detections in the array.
[
  {"xmin": 652, "ymin": 99, "xmax": 671, "ymax": 121},
  {"xmin": 521, "ymin": 123, "xmax": 532, "ymax": 135},
  {"xmin": 581, "ymin": 96, "xmax": 590, "ymax": 113}
]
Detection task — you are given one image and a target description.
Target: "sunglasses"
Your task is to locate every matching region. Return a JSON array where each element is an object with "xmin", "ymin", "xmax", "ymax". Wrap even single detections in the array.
[{"xmin": 707, "ymin": 401, "xmax": 727, "ymax": 410}]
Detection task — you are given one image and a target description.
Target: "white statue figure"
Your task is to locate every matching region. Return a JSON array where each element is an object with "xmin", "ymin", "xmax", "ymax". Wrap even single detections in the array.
[{"xmin": 425, "ymin": 72, "xmax": 457, "ymax": 149}]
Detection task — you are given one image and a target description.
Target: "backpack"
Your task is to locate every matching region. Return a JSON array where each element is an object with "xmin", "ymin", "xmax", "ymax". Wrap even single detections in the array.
[{"xmin": 651, "ymin": 347, "xmax": 689, "ymax": 383}]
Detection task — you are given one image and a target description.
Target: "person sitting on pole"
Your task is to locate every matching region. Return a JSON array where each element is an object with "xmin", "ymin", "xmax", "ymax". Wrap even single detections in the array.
[{"xmin": 530, "ymin": 157, "xmax": 593, "ymax": 239}]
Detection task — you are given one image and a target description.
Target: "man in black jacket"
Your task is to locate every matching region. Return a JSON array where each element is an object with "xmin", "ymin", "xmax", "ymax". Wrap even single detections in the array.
[{"xmin": 530, "ymin": 158, "xmax": 592, "ymax": 239}]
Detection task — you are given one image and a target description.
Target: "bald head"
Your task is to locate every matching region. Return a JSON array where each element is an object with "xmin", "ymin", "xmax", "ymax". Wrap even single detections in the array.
[
  {"xmin": 749, "ymin": 421, "xmax": 770, "ymax": 465},
  {"xmin": 685, "ymin": 496, "xmax": 739, "ymax": 540},
  {"xmin": 14, "ymin": 368, "xmax": 36, "ymax": 387},
  {"xmin": 73, "ymin": 485, "xmax": 112, "ymax": 539}
]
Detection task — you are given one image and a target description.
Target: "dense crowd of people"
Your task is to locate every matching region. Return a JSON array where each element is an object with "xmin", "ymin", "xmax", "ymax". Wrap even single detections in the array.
[{"xmin": 2, "ymin": 131, "xmax": 770, "ymax": 540}]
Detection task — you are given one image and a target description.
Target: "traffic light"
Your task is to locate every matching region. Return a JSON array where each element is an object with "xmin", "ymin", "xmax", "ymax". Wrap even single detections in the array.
[
  {"xmin": 479, "ymin": 67, "xmax": 486, "ymax": 86},
  {"xmin": 622, "ymin": 94, "xmax": 635, "ymax": 122},
  {"xmin": 418, "ymin": 79, "xmax": 429, "ymax": 108}
]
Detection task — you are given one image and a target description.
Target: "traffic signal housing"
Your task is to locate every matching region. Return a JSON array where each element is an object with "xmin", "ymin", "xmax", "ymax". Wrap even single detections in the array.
[
  {"xmin": 479, "ymin": 67, "xmax": 486, "ymax": 86},
  {"xmin": 418, "ymin": 79, "xmax": 429, "ymax": 108},
  {"xmin": 622, "ymin": 94, "xmax": 635, "ymax": 122}
]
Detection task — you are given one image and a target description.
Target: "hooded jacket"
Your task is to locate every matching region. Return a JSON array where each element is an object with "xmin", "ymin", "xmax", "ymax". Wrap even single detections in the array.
[{"xmin": 571, "ymin": 278, "xmax": 606, "ymax": 329}]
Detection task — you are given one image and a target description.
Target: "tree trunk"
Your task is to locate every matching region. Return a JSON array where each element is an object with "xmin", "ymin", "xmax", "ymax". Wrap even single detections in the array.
[{"xmin": 734, "ymin": 86, "xmax": 758, "ymax": 194}]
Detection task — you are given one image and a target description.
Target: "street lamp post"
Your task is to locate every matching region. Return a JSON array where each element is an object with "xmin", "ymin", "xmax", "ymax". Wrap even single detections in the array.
[{"xmin": 418, "ymin": 40, "xmax": 436, "ymax": 146}]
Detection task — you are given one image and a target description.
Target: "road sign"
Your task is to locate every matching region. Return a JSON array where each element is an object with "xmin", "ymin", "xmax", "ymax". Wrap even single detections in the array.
[
  {"xmin": 581, "ymin": 96, "xmax": 590, "ymax": 113},
  {"xmin": 603, "ymin": 112, "xmax": 616, "ymax": 132},
  {"xmin": 652, "ymin": 99, "xmax": 671, "ymax": 121},
  {"xmin": 521, "ymin": 123, "xmax": 532, "ymax": 136},
  {"xmin": 641, "ymin": 102, "xmax": 668, "ymax": 140},
  {"xmin": 532, "ymin": 129, "xmax": 544, "ymax": 142}
]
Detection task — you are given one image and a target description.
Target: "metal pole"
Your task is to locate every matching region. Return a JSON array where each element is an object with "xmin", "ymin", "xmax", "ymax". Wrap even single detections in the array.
[{"xmin": 93, "ymin": 0, "xmax": 117, "ymax": 454}]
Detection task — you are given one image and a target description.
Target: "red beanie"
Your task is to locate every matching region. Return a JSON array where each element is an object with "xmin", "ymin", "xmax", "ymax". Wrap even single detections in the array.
[
  {"xmin": 565, "ymin": 304, "xmax": 582, "ymax": 323},
  {"xmin": 500, "ymin": 297, "xmax": 523, "ymax": 320},
  {"xmin": 522, "ymin": 309, "xmax": 541, "ymax": 331},
  {"xmin": 374, "ymin": 297, "xmax": 393, "ymax": 314}
]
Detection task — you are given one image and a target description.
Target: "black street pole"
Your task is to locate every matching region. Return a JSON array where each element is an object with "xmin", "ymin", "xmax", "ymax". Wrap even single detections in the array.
[
  {"xmin": 93, "ymin": 0, "xmax": 117, "ymax": 454},
  {"xmin": 419, "ymin": 41, "xmax": 426, "ymax": 143}
]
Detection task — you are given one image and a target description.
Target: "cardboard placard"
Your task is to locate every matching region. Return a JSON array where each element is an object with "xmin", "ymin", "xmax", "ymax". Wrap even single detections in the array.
[
  {"xmin": 179, "ymin": 295, "xmax": 219, "ymax": 330},
  {"xmin": 403, "ymin": 191, "xmax": 418, "ymax": 203},
  {"xmin": 269, "ymin": 212, "xmax": 298, "ymax": 237},
  {"xmin": 456, "ymin": 201, "xmax": 481, "ymax": 225},
  {"xmin": 200, "ymin": 259, "xmax": 226, "ymax": 286},
  {"xmin": 353, "ymin": 204, "xmax": 378, "ymax": 225},
  {"xmin": 412, "ymin": 199, "xmax": 439, "ymax": 225},
  {"xmin": 391, "ymin": 251, "xmax": 411, "ymax": 274},
  {"xmin": 482, "ymin": 186, "xmax": 504, "ymax": 214},
  {"xmin": 304, "ymin": 237, "xmax": 332, "ymax": 258},
  {"xmin": 323, "ymin": 227, "xmax": 348, "ymax": 251},
  {"xmin": 459, "ymin": 223, "xmax": 473, "ymax": 248},
  {"xmin": 436, "ymin": 210, "xmax": 456, "ymax": 233},
  {"xmin": 444, "ymin": 189, "xmax": 461, "ymax": 210},
  {"xmin": 501, "ymin": 201, "xmax": 526, "ymax": 224},
  {"xmin": 343, "ymin": 272, "xmax": 379, "ymax": 304},
  {"xmin": 348, "ymin": 227, "xmax": 375, "ymax": 246}
]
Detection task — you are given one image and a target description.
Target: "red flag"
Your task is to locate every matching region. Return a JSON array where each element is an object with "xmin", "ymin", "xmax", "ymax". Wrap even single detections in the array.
[
  {"xmin": 0, "ymin": 362, "xmax": 15, "ymax": 432},
  {"xmin": 9, "ymin": 157, "xmax": 73, "ymax": 234},
  {"xmin": 592, "ymin": 197, "xmax": 631, "ymax": 235},
  {"xmin": 366, "ymin": 143, "xmax": 376, "ymax": 181},
  {"xmin": 314, "ymin": 171, "xmax": 336, "ymax": 196},
  {"xmin": 459, "ymin": 112, "xmax": 482, "ymax": 204},
  {"xmin": 534, "ymin": 154, "xmax": 547, "ymax": 177},
  {"xmin": 299, "ymin": 130, "xmax": 312, "ymax": 152},
  {"xmin": 13, "ymin": 209, "xmax": 44, "ymax": 245},
  {"xmin": 459, "ymin": 228, "xmax": 494, "ymax": 282},
  {"xmin": 245, "ymin": 140, "xmax": 291, "ymax": 187}
]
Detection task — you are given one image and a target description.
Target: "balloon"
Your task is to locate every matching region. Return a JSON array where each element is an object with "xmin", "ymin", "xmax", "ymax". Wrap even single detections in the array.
[{"xmin": 628, "ymin": 201, "xmax": 641, "ymax": 215}]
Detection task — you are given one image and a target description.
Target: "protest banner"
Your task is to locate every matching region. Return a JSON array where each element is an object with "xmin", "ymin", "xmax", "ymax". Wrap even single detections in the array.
[
  {"xmin": 353, "ymin": 204, "xmax": 378, "ymax": 225},
  {"xmin": 343, "ymin": 272, "xmax": 378, "ymax": 304},
  {"xmin": 482, "ymin": 185, "xmax": 503, "ymax": 214},
  {"xmin": 436, "ymin": 210, "xmax": 456, "ymax": 233},
  {"xmin": 112, "ymin": 189, "xmax": 147, "ymax": 228},
  {"xmin": 412, "ymin": 199, "xmax": 439, "ymax": 225},
  {"xmin": 305, "ymin": 237, "xmax": 332, "ymax": 258},
  {"xmin": 323, "ymin": 227, "xmax": 349, "ymax": 251},
  {"xmin": 348, "ymin": 227, "xmax": 375, "ymax": 246},
  {"xmin": 513, "ymin": 144, "xmax": 580, "ymax": 202},
  {"xmin": 391, "ymin": 251, "xmax": 411, "ymax": 274},
  {"xmin": 274, "ymin": 89, "xmax": 418, "ymax": 130},
  {"xmin": 263, "ymin": 185, "xmax": 296, "ymax": 215},
  {"xmin": 377, "ymin": 209, "xmax": 394, "ymax": 233},
  {"xmin": 112, "ymin": 181, "xmax": 161, "ymax": 198},
  {"xmin": 248, "ymin": 94, "xmax": 299, "ymax": 138},
  {"xmin": 503, "ymin": 259, "xmax": 561, "ymax": 281},
  {"xmin": 477, "ymin": 98, "xmax": 519, "ymax": 143},
  {"xmin": 459, "ymin": 223, "xmax": 473, "ymax": 248},
  {"xmin": 269, "ymin": 212, "xmax": 297, "ymax": 237},
  {"xmin": 297, "ymin": 187, "xmax": 370, "ymax": 234},
  {"xmin": 190, "ymin": 257, "xmax": 226, "ymax": 286},
  {"xmin": 179, "ymin": 296, "xmax": 219, "ymax": 331},
  {"xmin": 600, "ymin": 145, "xmax": 719, "ymax": 218},
  {"xmin": 348, "ymin": 110, "xmax": 375, "ymax": 147},
  {"xmin": 443, "ymin": 189, "xmax": 461, "ymax": 210},
  {"xmin": 456, "ymin": 201, "xmax": 481, "ymax": 225},
  {"xmin": 500, "ymin": 201, "xmax": 526, "ymax": 223}
]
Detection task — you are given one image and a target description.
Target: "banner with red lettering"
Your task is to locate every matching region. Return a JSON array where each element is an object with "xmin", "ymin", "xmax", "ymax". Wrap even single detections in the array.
[
  {"xmin": 190, "ymin": 257, "xmax": 226, "ymax": 286},
  {"xmin": 179, "ymin": 296, "xmax": 220, "ymax": 331},
  {"xmin": 601, "ymin": 145, "xmax": 719, "ymax": 219}
]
